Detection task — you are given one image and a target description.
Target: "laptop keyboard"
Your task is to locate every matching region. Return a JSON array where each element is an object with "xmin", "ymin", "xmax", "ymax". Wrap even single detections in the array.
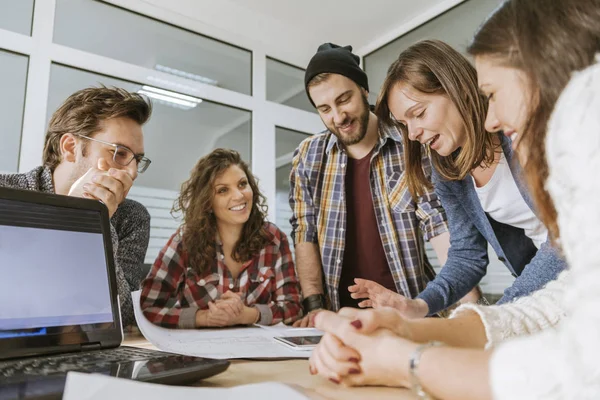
[{"xmin": 0, "ymin": 346, "xmax": 167, "ymax": 381}]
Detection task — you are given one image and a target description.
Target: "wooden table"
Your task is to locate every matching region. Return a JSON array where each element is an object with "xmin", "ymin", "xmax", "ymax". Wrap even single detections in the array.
[{"xmin": 125, "ymin": 335, "xmax": 416, "ymax": 400}]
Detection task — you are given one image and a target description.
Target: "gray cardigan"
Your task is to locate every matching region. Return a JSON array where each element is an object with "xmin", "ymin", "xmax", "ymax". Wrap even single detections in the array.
[{"xmin": 417, "ymin": 134, "xmax": 567, "ymax": 314}]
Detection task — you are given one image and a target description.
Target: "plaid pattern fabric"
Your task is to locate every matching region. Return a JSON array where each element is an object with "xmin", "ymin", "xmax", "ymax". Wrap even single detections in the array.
[
  {"xmin": 289, "ymin": 123, "xmax": 448, "ymax": 311},
  {"xmin": 140, "ymin": 222, "xmax": 303, "ymax": 328}
]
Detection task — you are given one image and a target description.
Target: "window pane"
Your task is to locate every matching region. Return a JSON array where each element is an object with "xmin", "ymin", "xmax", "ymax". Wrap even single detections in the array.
[
  {"xmin": 275, "ymin": 127, "xmax": 311, "ymax": 249},
  {"xmin": 267, "ymin": 58, "xmax": 315, "ymax": 114},
  {"xmin": 364, "ymin": 0, "xmax": 503, "ymax": 104},
  {"xmin": 0, "ymin": 50, "xmax": 28, "ymax": 172},
  {"xmin": 54, "ymin": 0, "xmax": 252, "ymax": 95},
  {"xmin": 47, "ymin": 64, "xmax": 252, "ymax": 191},
  {"xmin": 47, "ymin": 64, "xmax": 252, "ymax": 263},
  {"xmin": 0, "ymin": 0, "xmax": 34, "ymax": 36}
]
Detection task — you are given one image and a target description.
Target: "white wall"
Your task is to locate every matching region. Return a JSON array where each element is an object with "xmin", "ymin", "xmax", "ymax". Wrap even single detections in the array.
[
  {"xmin": 364, "ymin": 0, "xmax": 503, "ymax": 103},
  {"xmin": 0, "ymin": 50, "xmax": 28, "ymax": 172}
]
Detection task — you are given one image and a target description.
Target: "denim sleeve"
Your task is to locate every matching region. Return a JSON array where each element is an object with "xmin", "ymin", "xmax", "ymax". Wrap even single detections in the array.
[
  {"xmin": 497, "ymin": 238, "xmax": 567, "ymax": 304},
  {"xmin": 417, "ymin": 180, "xmax": 489, "ymax": 315}
]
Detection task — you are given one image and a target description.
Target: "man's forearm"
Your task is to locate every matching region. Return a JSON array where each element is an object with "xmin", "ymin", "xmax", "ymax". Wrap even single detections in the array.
[
  {"xmin": 407, "ymin": 310, "xmax": 488, "ymax": 348},
  {"xmin": 295, "ymin": 242, "xmax": 324, "ymax": 297}
]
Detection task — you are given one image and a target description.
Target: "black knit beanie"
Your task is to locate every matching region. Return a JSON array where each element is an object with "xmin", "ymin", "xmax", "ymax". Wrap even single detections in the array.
[{"xmin": 304, "ymin": 43, "xmax": 369, "ymax": 107}]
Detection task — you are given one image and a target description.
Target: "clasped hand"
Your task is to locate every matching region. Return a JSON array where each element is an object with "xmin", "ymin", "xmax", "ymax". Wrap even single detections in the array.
[
  {"xmin": 309, "ymin": 307, "xmax": 418, "ymax": 387},
  {"xmin": 204, "ymin": 291, "xmax": 246, "ymax": 327}
]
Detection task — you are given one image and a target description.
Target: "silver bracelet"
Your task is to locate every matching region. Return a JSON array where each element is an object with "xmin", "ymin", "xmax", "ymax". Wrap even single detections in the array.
[{"xmin": 409, "ymin": 341, "xmax": 443, "ymax": 399}]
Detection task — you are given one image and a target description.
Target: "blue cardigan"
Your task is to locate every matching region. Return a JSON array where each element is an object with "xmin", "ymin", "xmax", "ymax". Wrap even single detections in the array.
[{"xmin": 417, "ymin": 134, "xmax": 567, "ymax": 314}]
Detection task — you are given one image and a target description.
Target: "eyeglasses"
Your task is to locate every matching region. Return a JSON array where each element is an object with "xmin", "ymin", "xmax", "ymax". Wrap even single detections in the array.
[{"xmin": 75, "ymin": 134, "xmax": 151, "ymax": 173}]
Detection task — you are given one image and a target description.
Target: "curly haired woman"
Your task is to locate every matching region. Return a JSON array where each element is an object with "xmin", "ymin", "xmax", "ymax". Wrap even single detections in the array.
[{"xmin": 140, "ymin": 149, "xmax": 303, "ymax": 328}]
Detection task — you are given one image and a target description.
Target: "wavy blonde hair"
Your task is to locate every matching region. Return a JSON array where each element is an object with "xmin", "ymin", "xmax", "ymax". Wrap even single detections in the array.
[{"xmin": 375, "ymin": 40, "xmax": 493, "ymax": 199}]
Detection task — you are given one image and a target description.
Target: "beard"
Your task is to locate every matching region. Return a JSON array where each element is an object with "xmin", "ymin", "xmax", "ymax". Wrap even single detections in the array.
[
  {"xmin": 66, "ymin": 153, "xmax": 94, "ymax": 192},
  {"xmin": 329, "ymin": 94, "xmax": 371, "ymax": 147}
]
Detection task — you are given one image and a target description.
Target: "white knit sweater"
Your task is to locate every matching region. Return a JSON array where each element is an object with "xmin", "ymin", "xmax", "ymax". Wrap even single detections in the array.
[
  {"xmin": 451, "ymin": 60, "xmax": 600, "ymax": 399},
  {"xmin": 452, "ymin": 270, "xmax": 568, "ymax": 349}
]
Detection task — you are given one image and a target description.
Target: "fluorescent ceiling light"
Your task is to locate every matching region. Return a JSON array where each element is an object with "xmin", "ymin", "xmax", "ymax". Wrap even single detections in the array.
[
  {"xmin": 138, "ymin": 85, "xmax": 202, "ymax": 110},
  {"xmin": 155, "ymin": 64, "xmax": 219, "ymax": 86}
]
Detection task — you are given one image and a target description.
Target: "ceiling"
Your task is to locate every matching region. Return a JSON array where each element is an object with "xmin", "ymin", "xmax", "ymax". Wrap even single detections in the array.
[{"xmin": 139, "ymin": 0, "xmax": 461, "ymax": 67}]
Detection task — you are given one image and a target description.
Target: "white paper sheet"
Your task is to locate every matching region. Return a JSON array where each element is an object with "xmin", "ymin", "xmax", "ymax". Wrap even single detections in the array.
[
  {"xmin": 63, "ymin": 371, "xmax": 310, "ymax": 400},
  {"xmin": 132, "ymin": 291, "xmax": 317, "ymax": 359},
  {"xmin": 256, "ymin": 322, "xmax": 323, "ymax": 336}
]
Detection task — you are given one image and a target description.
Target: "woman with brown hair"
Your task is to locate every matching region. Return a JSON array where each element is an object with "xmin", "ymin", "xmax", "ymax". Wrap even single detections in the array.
[
  {"xmin": 309, "ymin": 0, "xmax": 600, "ymax": 398},
  {"xmin": 140, "ymin": 149, "xmax": 303, "ymax": 327},
  {"xmin": 350, "ymin": 39, "xmax": 566, "ymax": 318}
]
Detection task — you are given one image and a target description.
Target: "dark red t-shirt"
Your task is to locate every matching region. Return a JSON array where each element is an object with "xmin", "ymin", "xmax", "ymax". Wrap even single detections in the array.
[{"xmin": 338, "ymin": 151, "xmax": 397, "ymax": 308}]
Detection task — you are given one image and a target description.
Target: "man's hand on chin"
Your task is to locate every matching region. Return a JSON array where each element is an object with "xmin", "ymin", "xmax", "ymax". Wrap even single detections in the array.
[{"xmin": 68, "ymin": 158, "xmax": 133, "ymax": 217}]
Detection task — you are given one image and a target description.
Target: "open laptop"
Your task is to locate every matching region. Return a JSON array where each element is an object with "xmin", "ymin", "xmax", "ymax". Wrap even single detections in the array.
[{"xmin": 0, "ymin": 187, "xmax": 229, "ymax": 399}]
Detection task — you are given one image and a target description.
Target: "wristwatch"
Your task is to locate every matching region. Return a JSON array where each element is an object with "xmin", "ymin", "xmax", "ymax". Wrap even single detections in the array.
[{"xmin": 302, "ymin": 294, "xmax": 326, "ymax": 313}]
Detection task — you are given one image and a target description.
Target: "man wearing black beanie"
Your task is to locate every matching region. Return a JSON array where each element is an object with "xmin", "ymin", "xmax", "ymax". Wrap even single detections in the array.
[
  {"xmin": 304, "ymin": 43, "xmax": 369, "ymax": 107},
  {"xmin": 288, "ymin": 43, "xmax": 453, "ymax": 327}
]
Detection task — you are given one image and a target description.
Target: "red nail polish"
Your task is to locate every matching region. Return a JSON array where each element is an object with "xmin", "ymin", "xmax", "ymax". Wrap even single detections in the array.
[
  {"xmin": 348, "ymin": 357, "xmax": 359, "ymax": 363},
  {"xmin": 350, "ymin": 320, "xmax": 362, "ymax": 329},
  {"xmin": 329, "ymin": 378, "xmax": 340, "ymax": 385},
  {"xmin": 349, "ymin": 368, "xmax": 361, "ymax": 375}
]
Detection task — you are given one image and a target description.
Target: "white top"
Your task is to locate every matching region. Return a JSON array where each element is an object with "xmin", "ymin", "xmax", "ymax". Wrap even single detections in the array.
[
  {"xmin": 452, "ymin": 61, "xmax": 600, "ymax": 399},
  {"xmin": 471, "ymin": 151, "xmax": 548, "ymax": 248}
]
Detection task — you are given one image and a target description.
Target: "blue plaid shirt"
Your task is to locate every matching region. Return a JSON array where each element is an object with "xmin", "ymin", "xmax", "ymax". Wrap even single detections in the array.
[{"xmin": 289, "ymin": 122, "xmax": 448, "ymax": 310}]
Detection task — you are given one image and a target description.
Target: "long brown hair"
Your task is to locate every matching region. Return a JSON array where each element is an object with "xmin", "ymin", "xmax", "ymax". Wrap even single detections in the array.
[
  {"xmin": 173, "ymin": 149, "xmax": 269, "ymax": 274},
  {"xmin": 375, "ymin": 39, "xmax": 492, "ymax": 199},
  {"xmin": 44, "ymin": 86, "xmax": 151, "ymax": 171},
  {"xmin": 468, "ymin": 0, "xmax": 600, "ymax": 240}
]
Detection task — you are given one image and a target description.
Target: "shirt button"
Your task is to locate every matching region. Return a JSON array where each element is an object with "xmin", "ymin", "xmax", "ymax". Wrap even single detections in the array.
[
  {"xmin": 199, "ymin": 279, "xmax": 206, "ymax": 286},
  {"xmin": 260, "ymin": 277, "xmax": 265, "ymax": 282},
  {"xmin": 341, "ymin": 163, "xmax": 346, "ymax": 168},
  {"xmin": 336, "ymin": 259, "xmax": 341, "ymax": 264},
  {"xmin": 229, "ymin": 283, "xmax": 234, "ymax": 289},
  {"xmin": 220, "ymin": 254, "xmax": 225, "ymax": 260}
]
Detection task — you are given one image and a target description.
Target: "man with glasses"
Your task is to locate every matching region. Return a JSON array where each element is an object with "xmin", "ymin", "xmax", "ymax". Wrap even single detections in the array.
[{"xmin": 0, "ymin": 86, "xmax": 152, "ymax": 327}]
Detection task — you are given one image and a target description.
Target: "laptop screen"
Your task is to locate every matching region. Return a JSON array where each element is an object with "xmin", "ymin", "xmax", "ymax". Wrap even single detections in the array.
[{"xmin": 0, "ymin": 195, "xmax": 116, "ymax": 340}]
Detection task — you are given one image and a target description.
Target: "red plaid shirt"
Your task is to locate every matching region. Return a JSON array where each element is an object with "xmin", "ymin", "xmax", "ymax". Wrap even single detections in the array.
[{"xmin": 140, "ymin": 222, "xmax": 303, "ymax": 328}]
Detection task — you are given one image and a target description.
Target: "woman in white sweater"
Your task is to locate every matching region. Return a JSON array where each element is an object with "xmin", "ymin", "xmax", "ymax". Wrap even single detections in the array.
[{"xmin": 308, "ymin": 0, "xmax": 600, "ymax": 398}]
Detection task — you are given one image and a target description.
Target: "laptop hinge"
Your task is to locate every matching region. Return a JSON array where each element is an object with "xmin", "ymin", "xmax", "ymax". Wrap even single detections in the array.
[{"xmin": 81, "ymin": 342, "xmax": 102, "ymax": 351}]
